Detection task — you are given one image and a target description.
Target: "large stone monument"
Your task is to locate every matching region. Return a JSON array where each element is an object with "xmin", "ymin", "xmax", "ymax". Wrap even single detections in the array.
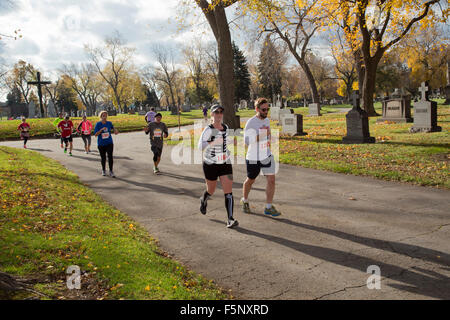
[
  {"xmin": 276, "ymin": 94, "xmax": 282, "ymax": 108},
  {"xmin": 170, "ymin": 105, "xmax": 178, "ymax": 115},
  {"xmin": 270, "ymin": 106, "xmax": 280, "ymax": 121},
  {"xmin": 47, "ymin": 101, "xmax": 56, "ymax": 118},
  {"xmin": 280, "ymin": 113, "xmax": 307, "ymax": 136},
  {"xmin": 410, "ymin": 81, "xmax": 442, "ymax": 133},
  {"xmin": 28, "ymin": 101, "xmax": 36, "ymax": 118},
  {"xmin": 377, "ymin": 88, "xmax": 412, "ymax": 123},
  {"xmin": 279, "ymin": 108, "xmax": 291, "ymax": 122},
  {"xmin": 342, "ymin": 91, "xmax": 375, "ymax": 144},
  {"xmin": 308, "ymin": 103, "xmax": 321, "ymax": 116},
  {"xmin": 181, "ymin": 104, "xmax": 191, "ymax": 112}
]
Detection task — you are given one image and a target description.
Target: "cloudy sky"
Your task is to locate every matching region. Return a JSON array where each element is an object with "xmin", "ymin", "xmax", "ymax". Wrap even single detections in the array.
[{"xmin": 0, "ymin": 0, "xmax": 218, "ymax": 75}]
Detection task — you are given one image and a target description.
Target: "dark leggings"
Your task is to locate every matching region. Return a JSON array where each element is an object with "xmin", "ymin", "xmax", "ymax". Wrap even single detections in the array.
[
  {"xmin": 23, "ymin": 137, "xmax": 28, "ymax": 145},
  {"xmin": 81, "ymin": 134, "xmax": 91, "ymax": 147},
  {"xmin": 98, "ymin": 144, "xmax": 114, "ymax": 171}
]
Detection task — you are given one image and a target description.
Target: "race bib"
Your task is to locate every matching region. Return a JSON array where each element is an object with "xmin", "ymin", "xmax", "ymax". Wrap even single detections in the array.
[
  {"xmin": 83, "ymin": 130, "xmax": 90, "ymax": 135},
  {"xmin": 215, "ymin": 153, "xmax": 227, "ymax": 163},
  {"xmin": 259, "ymin": 141, "xmax": 270, "ymax": 151},
  {"xmin": 101, "ymin": 132, "xmax": 110, "ymax": 139},
  {"xmin": 154, "ymin": 129, "xmax": 162, "ymax": 138}
]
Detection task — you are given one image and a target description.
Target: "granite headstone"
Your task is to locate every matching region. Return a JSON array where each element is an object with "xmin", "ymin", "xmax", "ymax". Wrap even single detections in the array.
[
  {"xmin": 280, "ymin": 113, "xmax": 307, "ymax": 136},
  {"xmin": 342, "ymin": 91, "xmax": 375, "ymax": 144},
  {"xmin": 308, "ymin": 103, "xmax": 321, "ymax": 116},
  {"xmin": 410, "ymin": 82, "xmax": 442, "ymax": 133}
]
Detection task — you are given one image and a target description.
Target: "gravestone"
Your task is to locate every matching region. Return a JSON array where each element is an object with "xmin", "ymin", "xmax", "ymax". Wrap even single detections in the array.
[
  {"xmin": 342, "ymin": 91, "xmax": 375, "ymax": 144},
  {"xmin": 410, "ymin": 82, "xmax": 442, "ymax": 133},
  {"xmin": 239, "ymin": 100, "xmax": 247, "ymax": 110},
  {"xmin": 170, "ymin": 105, "xmax": 178, "ymax": 115},
  {"xmin": 279, "ymin": 108, "xmax": 291, "ymax": 122},
  {"xmin": 276, "ymin": 94, "xmax": 282, "ymax": 108},
  {"xmin": 28, "ymin": 101, "xmax": 36, "ymax": 118},
  {"xmin": 270, "ymin": 106, "xmax": 280, "ymax": 121},
  {"xmin": 138, "ymin": 110, "xmax": 146, "ymax": 115},
  {"xmin": 287, "ymin": 100, "xmax": 299, "ymax": 108},
  {"xmin": 182, "ymin": 104, "xmax": 191, "ymax": 112},
  {"xmin": 280, "ymin": 113, "xmax": 307, "ymax": 136},
  {"xmin": 108, "ymin": 109, "xmax": 117, "ymax": 116},
  {"xmin": 47, "ymin": 101, "xmax": 56, "ymax": 118},
  {"xmin": 308, "ymin": 103, "xmax": 321, "ymax": 116},
  {"xmin": 377, "ymin": 89, "xmax": 412, "ymax": 123}
]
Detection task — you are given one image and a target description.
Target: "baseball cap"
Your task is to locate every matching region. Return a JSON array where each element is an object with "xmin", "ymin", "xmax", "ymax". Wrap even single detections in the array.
[{"xmin": 210, "ymin": 104, "xmax": 224, "ymax": 113}]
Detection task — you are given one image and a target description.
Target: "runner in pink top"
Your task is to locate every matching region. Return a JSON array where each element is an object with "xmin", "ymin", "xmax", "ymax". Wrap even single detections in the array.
[{"xmin": 77, "ymin": 115, "xmax": 93, "ymax": 154}]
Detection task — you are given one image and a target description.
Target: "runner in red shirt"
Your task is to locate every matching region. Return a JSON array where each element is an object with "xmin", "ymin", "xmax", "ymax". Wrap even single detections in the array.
[
  {"xmin": 57, "ymin": 115, "xmax": 74, "ymax": 156},
  {"xmin": 18, "ymin": 117, "xmax": 31, "ymax": 149}
]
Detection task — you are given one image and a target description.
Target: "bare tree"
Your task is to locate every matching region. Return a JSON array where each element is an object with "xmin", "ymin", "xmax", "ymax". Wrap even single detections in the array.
[
  {"xmin": 85, "ymin": 32, "xmax": 135, "ymax": 113},
  {"xmin": 62, "ymin": 63, "xmax": 103, "ymax": 116},
  {"xmin": 151, "ymin": 46, "xmax": 180, "ymax": 113}
]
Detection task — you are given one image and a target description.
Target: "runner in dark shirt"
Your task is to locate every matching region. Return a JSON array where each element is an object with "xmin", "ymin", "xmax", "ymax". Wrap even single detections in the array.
[{"xmin": 145, "ymin": 113, "xmax": 168, "ymax": 174}]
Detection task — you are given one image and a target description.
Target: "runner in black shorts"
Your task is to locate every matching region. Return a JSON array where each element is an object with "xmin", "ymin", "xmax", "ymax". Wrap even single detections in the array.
[
  {"xmin": 198, "ymin": 104, "xmax": 238, "ymax": 228},
  {"xmin": 144, "ymin": 113, "xmax": 168, "ymax": 174}
]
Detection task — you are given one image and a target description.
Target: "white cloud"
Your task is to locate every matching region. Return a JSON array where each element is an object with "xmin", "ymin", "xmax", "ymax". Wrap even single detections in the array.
[{"xmin": 0, "ymin": 0, "xmax": 196, "ymax": 73}]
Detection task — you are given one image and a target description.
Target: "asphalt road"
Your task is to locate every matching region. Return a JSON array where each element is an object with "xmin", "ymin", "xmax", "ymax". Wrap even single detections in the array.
[{"xmin": 2, "ymin": 126, "xmax": 449, "ymax": 299}]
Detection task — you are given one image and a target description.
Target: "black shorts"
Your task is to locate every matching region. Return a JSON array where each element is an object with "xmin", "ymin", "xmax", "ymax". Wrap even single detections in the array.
[
  {"xmin": 246, "ymin": 155, "xmax": 276, "ymax": 180},
  {"xmin": 203, "ymin": 162, "xmax": 233, "ymax": 181},
  {"xmin": 62, "ymin": 136, "xmax": 73, "ymax": 143}
]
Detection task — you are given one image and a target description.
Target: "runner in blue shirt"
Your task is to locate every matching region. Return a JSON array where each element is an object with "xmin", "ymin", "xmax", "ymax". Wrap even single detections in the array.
[{"xmin": 94, "ymin": 111, "xmax": 119, "ymax": 177}]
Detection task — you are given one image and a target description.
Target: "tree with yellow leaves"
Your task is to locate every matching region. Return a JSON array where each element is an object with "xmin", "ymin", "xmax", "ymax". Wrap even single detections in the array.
[{"xmin": 319, "ymin": 0, "xmax": 447, "ymax": 115}]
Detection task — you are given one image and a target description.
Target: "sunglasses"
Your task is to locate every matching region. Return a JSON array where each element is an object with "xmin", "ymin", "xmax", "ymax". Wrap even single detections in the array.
[
  {"xmin": 259, "ymin": 108, "xmax": 269, "ymax": 112},
  {"xmin": 213, "ymin": 110, "xmax": 223, "ymax": 114}
]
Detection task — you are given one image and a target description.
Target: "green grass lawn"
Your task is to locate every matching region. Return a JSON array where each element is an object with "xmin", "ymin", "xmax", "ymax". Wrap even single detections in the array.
[
  {"xmin": 0, "ymin": 112, "xmax": 198, "ymax": 141},
  {"xmin": 277, "ymin": 101, "xmax": 449, "ymax": 188},
  {"xmin": 0, "ymin": 146, "xmax": 230, "ymax": 300}
]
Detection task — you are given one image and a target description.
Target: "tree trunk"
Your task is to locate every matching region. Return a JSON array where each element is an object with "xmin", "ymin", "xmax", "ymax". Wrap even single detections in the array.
[
  {"xmin": 300, "ymin": 61, "xmax": 320, "ymax": 104},
  {"xmin": 214, "ymin": 6, "xmax": 237, "ymax": 128},
  {"xmin": 361, "ymin": 53, "xmax": 382, "ymax": 116}
]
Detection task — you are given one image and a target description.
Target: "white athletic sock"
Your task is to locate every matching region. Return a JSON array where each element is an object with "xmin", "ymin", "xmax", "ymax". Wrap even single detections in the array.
[
  {"xmin": 241, "ymin": 197, "xmax": 248, "ymax": 203},
  {"xmin": 266, "ymin": 203, "xmax": 272, "ymax": 209}
]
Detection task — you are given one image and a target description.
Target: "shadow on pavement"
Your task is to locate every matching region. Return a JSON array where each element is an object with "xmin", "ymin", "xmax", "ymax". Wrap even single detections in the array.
[
  {"xmin": 115, "ymin": 176, "xmax": 199, "ymax": 199},
  {"xmin": 253, "ymin": 213, "xmax": 450, "ymax": 268},
  {"xmin": 210, "ymin": 219, "xmax": 450, "ymax": 299}
]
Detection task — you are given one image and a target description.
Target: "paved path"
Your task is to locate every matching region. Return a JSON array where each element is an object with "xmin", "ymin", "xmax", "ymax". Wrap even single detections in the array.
[{"xmin": 1, "ymin": 129, "xmax": 449, "ymax": 300}]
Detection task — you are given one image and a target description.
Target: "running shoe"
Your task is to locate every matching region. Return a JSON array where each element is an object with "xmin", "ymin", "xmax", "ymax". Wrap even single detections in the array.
[
  {"xmin": 109, "ymin": 171, "xmax": 116, "ymax": 178},
  {"xmin": 199, "ymin": 197, "xmax": 208, "ymax": 215},
  {"xmin": 264, "ymin": 205, "xmax": 281, "ymax": 217},
  {"xmin": 69, "ymin": 152, "xmax": 72, "ymax": 156},
  {"xmin": 23, "ymin": 145, "xmax": 27, "ymax": 149},
  {"xmin": 227, "ymin": 218, "xmax": 239, "ymax": 228},
  {"xmin": 64, "ymin": 148, "xmax": 67, "ymax": 153},
  {"xmin": 240, "ymin": 198, "xmax": 251, "ymax": 214},
  {"xmin": 102, "ymin": 170, "xmax": 106, "ymax": 176},
  {"xmin": 85, "ymin": 151, "xmax": 88, "ymax": 154}
]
